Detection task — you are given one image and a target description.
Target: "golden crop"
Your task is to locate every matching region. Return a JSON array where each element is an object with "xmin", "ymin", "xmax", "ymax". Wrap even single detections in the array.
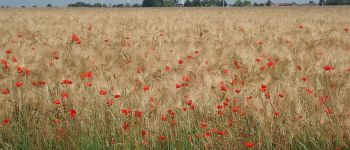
[{"xmin": 0, "ymin": 7, "xmax": 349, "ymax": 149}]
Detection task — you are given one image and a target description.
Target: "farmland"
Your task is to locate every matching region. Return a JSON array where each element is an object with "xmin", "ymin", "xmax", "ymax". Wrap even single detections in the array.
[{"xmin": 0, "ymin": 7, "xmax": 350, "ymax": 149}]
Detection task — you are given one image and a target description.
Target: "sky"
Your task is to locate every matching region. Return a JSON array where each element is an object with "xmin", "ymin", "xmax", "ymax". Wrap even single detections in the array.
[{"xmin": 0, "ymin": 0, "xmax": 310, "ymax": 7}]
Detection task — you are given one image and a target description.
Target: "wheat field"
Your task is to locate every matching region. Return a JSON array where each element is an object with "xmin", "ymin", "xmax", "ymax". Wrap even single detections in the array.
[{"xmin": 0, "ymin": 7, "xmax": 350, "ymax": 149}]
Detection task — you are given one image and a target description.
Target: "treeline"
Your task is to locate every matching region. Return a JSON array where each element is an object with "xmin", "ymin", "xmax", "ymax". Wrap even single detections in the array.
[
  {"xmin": 320, "ymin": 0, "xmax": 350, "ymax": 5},
  {"xmin": 67, "ymin": 2, "xmax": 141, "ymax": 7}
]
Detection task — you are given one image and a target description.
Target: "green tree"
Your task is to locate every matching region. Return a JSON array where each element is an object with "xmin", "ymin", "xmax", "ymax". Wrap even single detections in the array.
[
  {"xmin": 243, "ymin": 0, "xmax": 251, "ymax": 5},
  {"xmin": 235, "ymin": 0, "xmax": 243, "ymax": 6},
  {"xmin": 113, "ymin": 4, "xmax": 124, "ymax": 7},
  {"xmin": 162, "ymin": 1, "xmax": 176, "ymax": 6},
  {"xmin": 319, "ymin": 0, "xmax": 324, "ymax": 5},
  {"xmin": 266, "ymin": 0, "xmax": 272, "ymax": 6},
  {"xmin": 184, "ymin": 0, "xmax": 193, "ymax": 6},
  {"xmin": 193, "ymin": 0, "xmax": 202, "ymax": 6},
  {"xmin": 142, "ymin": 0, "xmax": 153, "ymax": 6},
  {"xmin": 46, "ymin": 4, "xmax": 53, "ymax": 7}
]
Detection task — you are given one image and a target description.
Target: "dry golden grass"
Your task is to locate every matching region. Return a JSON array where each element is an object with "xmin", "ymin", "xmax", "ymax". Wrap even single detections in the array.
[{"xmin": 0, "ymin": 7, "xmax": 350, "ymax": 149}]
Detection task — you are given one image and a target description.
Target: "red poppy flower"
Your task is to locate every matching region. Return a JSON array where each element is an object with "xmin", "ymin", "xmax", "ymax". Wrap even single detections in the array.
[
  {"xmin": 245, "ymin": 141, "xmax": 254, "ymax": 148},
  {"xmin": 85, "ymin": 82, "xmax": 92, "ymax": 87},
  {"xmin": 323, "ymin": 65, "xmax": 333, "ymax": 71},
  {"xmin": 178, "ymin": 59, "xmax": 183, "ymax": 65},
  {"xmin": 99, "ymin": 90, "xmax": 107, "ymax": 95},
  {"xmin": 134, "ymin": 111, "xmax": 142, "ymax": 118},
  {"xmin": 186, "ymin": 100, "xmax": 193, "ymax": 106},
  {"xmin": 1, "ymin": 118, "xmax": 10, "ymax": 125},
  {"xmin": 143, "ymin": 85, "xmax": 150, "ymax": 91},
  {"xmin": 16, "ymin": 66, "xmax": 24, "ymax": 74},
  {"xmin": 71, "ymin": 34, "xmax": 81, "ymax": 44},
  {"xmin": 53, "ymin": 99, "xmax": 61, "ymax": 105},
  {"xmin": 223, "ymin": 101, "xmax": 229, "ymax": 106},
  {"xmin": 12, "ymin": 57, "xmax": 18, "ymax": 62},
  {"xmin": 260, "ymin": 84, "xmax": 267, "ymax": 92},
  {"xmin": 122, "ymin": 122, "xmax": 130, "ymax": 131},
  {"xmin": 106, "ymin": 99, "xmax": 114, "ymax": 106},
  {"xmin": 278, "ymin": 93, "xmax": 284, "ymax": 98},
  {"xmin": 15, "ymin": 81, "xmax": 23, "ymax": 87},
  {"xmin": 204, "ymin": 131, "xmax": 211, "ymax": 138},
  {"xmin": 37, "ymin": 81, "xmax": 46, "ymax": 86},
  {"xmin": 69, "ymin": 109, "xmax": 77, "ymax": 118},
  {"xmin": 121, "ymin": 109, "xmax": 131, "ymax": 115},
  {"xmin": 325, "ymin": 108, "xmax": 332, "ymax": 115},
  {"xmin": 216, "ymin": 105, "xmax": 224, "ymax": 109},
  {"xmin": 175, "ymin": 83, "xmax": 181, "ymax": 88},
  {"xmin": 301, "ymin": 77, "xmax": 307, "ymax": 82},
  {"xmin": 200, "ymin": 123, "xmax": 208, "ymax": 128},
  {"xmin": 344, "ymin": 26, "xmax": 349, "ymax": 33},
  {"xmin": 81, "ymin": 71, "xmax": 93, "ymax": 79},
  {"xmin": 161, "ymin": 115, "xmax": 167, "ymax": 121},
  {"xmin": 220, "ymin": 85, "xmax": 228, "ymax": 91},
  {"xmin": 24, "ymin": 68, "xmax": 30, "ymax": 75},
  {"xmin": 62, "ymin": 79, "xmax": 72, "ymax": 84},
  {"xmin": 61, "ymin": 92, "xmax": 69, "ymax": 99},
  {"xmin": 267, "ymin": 61, "xmax": 274, "ymax": 67},
  {"xmin": 114, "ymin": 94, "xmax": 121, "ymax": 99},
  {"xmin": 233, "ymin": 106, "xmax": 240, "ymax": 113},
  {"xmin": 164, "ymin": 66, "xmax": 171, "ymax": 71},
  {"xmin": 296, "ymin": 65, "xmax": 302, "ymax": 70},
  {"xmin": 159, "ymin": 135, "xmax": 166, "ymax": 141},
  {"xmin": 274, "ymin": 111, "xmax": 280, "ymax": 116},
  {"xmin": 5, "ymin": 49, "xmax": 11, "ymax": 54},
  {"xmin": 217, "ymin": 131, "xmax": 225, "ymax": 135},
  {"xmin": 298, "ymin": 24, "xmax": 304, "ymax": 29},
  {"xmin": 182, "ymin": 75, "xmax": 190, "ymax": 82},
  {"xmin": 2, "ymin": 89, "xmax": 9, "ymax": 95},
  {"xmin": 189, "ymin": 104, "xmax": 195, "ymax": 110},
  {"xmin": 141, "ymin": 129, "xmax": 147, "ymax": 137},
  {"xmin": 235, "ymin": 89, "xmax": 241, "ymax": 93},
  {"xmin": 160, "ymin": 31, "xmax": 165, "ymax": 36}
]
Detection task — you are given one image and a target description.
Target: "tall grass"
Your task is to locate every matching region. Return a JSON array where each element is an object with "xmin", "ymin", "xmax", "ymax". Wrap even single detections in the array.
[{"xmin": 0, "ymin": 7, "xmax": 349, "ymax": 149}]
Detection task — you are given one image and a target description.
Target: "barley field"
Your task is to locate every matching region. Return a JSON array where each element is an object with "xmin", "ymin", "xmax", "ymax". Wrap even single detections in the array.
[{"xmin": 0, "ymin": 7, "xmax": 350, "ymax": 149}]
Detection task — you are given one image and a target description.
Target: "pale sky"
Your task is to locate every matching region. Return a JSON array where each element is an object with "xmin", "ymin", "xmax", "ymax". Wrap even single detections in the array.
[{"xmin": 0, "ymin": 0, "xmax": 311, "ymax": 7}]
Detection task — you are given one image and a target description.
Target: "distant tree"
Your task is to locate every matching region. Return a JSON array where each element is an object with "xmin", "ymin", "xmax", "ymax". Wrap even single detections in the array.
[
  {"xmin": 32, "ymin": 5, "xmax": 37, "ymax": 8},
  {"xmin": 113, "ymin": 4, "xmax": 124, "ymax": 7},
  {"xmin": 266, "ymin": 0, "xmax": 272, "ymax": 6},
  {"xmin": 0, "ymin": 6, "xmax": 4, "ymax": 8},
  {"xmin": 259, "ymin": 2, "xmax": 265, "ymax": 5},
  {"xmin": 218, "ymin": 0, "xmax": 228, "ymax": 6},
  {"xmin": 235, "ymin": 0, "xmax": 244, "ymax": 6},
  {"xmin": 309, "ymin": 0, "xmax": 316, "ymax": 4},
  {"xmin": 142, "ymin": 0, "xmax": 153, "ymax": 6},
  {"xmin": 253, "ymin": 2, "xmax": 259, "ymax": 6},
  {"xmin": 193, "ymin": 0, "xmax": 202, "ymax": 6},
  {"xmin": 93, "ymin": 3, "xmax": 102, "ymax": 7},
  {"xmin": 162, "ymin": 1, "xmax": 176, "ymax": 6},
  {"xmin": 46, "ymin": 4, "xmax": 53, "ymax": 7},
  {"xmin": 184, "ymin": 0, "xmax": 192, "ymax": 6},
  {"xmin": 21, "ymin": 6, "xmax": 26, "ymax": 8},
  {"xmin": 243, "ymin": 0, "xmax": 251, "ymax": 5},
  {"xmin": 325, "ymin": 0, "xmax": 337, "ymax": 5},
  {"xmin": 125, "ymin": 3, "xmax": 131, "ymax": 7},
  {"xmin": 67, "ymin": 2, "xmax": 93, "ymax": 7},
  {"xmin": 319, "ymin": 0, "xmax": 325, "ymax": 5},
  {"xmin": 133, "ymin": 3, "xmax": 141, "ymax": 7}
]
